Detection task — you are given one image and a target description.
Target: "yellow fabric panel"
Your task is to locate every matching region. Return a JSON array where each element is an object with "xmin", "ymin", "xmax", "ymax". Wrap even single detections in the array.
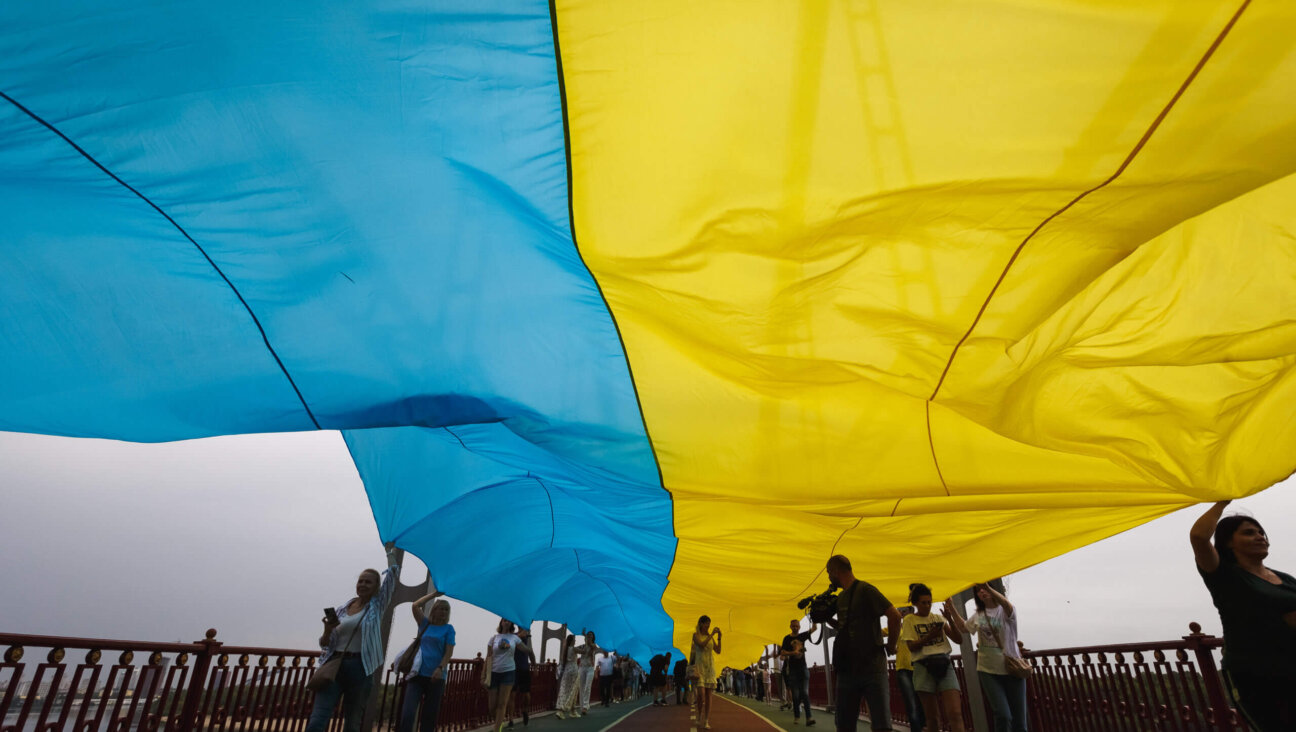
[{"xmin": 555, "ymin": 0, "xmax": 1296, "ymax": 662}]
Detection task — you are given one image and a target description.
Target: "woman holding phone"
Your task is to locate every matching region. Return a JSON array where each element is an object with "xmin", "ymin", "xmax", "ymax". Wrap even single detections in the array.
[
  {"xmin": 307, "ymin": 544, "xmax": 401, "ymax": 732},
  {"xmin": 691, "ymin": 615, "xmax": 721, "ymax": 729}
]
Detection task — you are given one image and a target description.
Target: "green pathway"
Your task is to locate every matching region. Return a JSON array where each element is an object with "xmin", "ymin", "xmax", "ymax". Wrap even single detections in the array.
[
  {"xmin": 717, "ymin": 692, "xmax": 913, "ymax": 731},
  {"xmin": 480, "ymin": 692, "xmax": 913, "ymax": 731},
  {"xmin": 494, "ymin": 696, "xmax": 657, "ymax": 732}
]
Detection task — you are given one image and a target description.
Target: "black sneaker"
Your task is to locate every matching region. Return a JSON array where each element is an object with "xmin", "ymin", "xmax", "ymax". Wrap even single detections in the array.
[{"xmin": 806, "ymin": 718, "xmax": 816, "ymax": 726}]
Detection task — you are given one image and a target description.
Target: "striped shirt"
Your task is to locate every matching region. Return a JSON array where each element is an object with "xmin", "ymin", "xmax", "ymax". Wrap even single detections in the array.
[{"xmin": 319, "ymin": 563, "xmax": 400, "ymax": 676}]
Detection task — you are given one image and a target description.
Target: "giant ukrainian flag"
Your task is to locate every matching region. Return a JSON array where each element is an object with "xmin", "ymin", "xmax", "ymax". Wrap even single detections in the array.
[{"xmin": 3, "ymin": 0, "xmax": 1294, "ymax": 661}]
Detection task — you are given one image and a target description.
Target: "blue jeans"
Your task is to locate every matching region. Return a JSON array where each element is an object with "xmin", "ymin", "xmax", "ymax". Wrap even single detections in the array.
[
  {"xmin": 787, "ymin": 670, "xmax": 813, "ymax": 721},
  {"xmin": 979, "ymin": 671, "xmax": 1028, "ymax": 732},
  {"xmin": 896, "ymin": 669, "xmax": 924, "ymax": 731},
  {"xmin": 306, "ymin": 656, "xmax": 373, "ymax": 732},
  {"xmin": 398, "ymin": 676, "xmax": 446, "ymax": 732},
  {"xmin": 835, "ymin": 668, "xmax": 892, "ymax": 731}
]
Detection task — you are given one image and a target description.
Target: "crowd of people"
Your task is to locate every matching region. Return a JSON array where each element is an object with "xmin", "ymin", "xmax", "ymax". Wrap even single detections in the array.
[
  {"xmin": 706, "ymin": 563, "xmax": 1024, "ymax": 732},
  {"xmin": 301, "ymin": 503, "xmax": 1293, "ymax": 732}
]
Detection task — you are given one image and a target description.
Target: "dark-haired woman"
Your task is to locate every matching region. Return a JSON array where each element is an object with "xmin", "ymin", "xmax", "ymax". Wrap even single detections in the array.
[
  {"xmin": 899, "ymin": 583, "xmax": 964, "ymax": 732},
  {"xmin": 692, "ymin": 615, "xmax": 721, "ymax": 729},
  {"xmin": 555, "ymin": 635, "xmax": 581, "ymax": 719},
  {"xmin": 947, "ymin": 585, "xmax": 1026, "ymax": 732},
  {"xmin": 484, "ymin": 619, "xmax": 530, "ymax": 732},
  {"xmin": 578, "ymin": 631, "xmax": 598, "ymax": 715},
  {"xmin": 1191, "ymin": 500, "xmax": 1296, "ymax": 730}
]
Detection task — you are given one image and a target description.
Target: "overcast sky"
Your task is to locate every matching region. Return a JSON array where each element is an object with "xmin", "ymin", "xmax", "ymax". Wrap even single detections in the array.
[{"xmin": 2, "ymin": 429, "xmax": 1292, "ymax": 670}]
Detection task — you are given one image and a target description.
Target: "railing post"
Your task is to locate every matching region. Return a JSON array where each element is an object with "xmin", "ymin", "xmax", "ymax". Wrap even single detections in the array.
[
  {"xmin": 953, "ymin": 588, "xmax": 990, "ymax": 732},
  {"xmin": 820, "ymin": 623, "xmax": 836, "ymax": 711},
  {"xmin": 176, "ymin": 629, "xmax": 220, "ymax": 731},
  {"xmin": 1183, "ymin": 622, "xmax": 1233, "ymax": 732},
  {"xmin": 363, "ymin": 549, "xmax": 433, "ymax": 732}
]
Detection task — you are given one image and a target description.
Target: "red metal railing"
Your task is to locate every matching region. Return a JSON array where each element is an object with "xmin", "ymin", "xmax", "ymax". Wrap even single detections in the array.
[
  {"xmin": 7, "ymin": 624, "xmax": 1245, "ymax": 731},
  {"xmin": 803, "ymin": 622, "xmax": 1246, "ymax": 732},
  {"xmin": 0, "ymin": 630, "xmax": 568, "ymax": 732}
]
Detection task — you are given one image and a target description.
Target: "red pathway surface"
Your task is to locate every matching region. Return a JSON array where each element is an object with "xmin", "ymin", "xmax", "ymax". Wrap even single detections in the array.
[{"xmin": 607, "ymin": 695, "xmax": 779, "ymax": 731}]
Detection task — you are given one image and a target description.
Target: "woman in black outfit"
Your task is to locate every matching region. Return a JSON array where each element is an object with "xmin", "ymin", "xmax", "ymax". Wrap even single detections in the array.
[{"xmin": 1190, "ymin": 500, "xmax": 1296, "ymax": 731}]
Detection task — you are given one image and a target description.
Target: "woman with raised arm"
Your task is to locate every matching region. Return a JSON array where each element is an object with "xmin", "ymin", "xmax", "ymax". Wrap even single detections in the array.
[
  {"xmin": 577, "ymin": 631, "xmax": 598, "ymax": 715},
  {"xmin": 1190, "ymin": 500, "xmax": 1296, "ymax": 731},
  {"xmin": 691, "ymin": 615, "xmax": 721, "ymax": 729},
  {"xmin": 398, "ymin": 597, "xmax": 454, "ymax": 732},
  {"xmin": 307, "ymin": 544, "xmax": 401, "ymax": 732},
  {"xmin": 946, "ymin": 585, "xmax": 1025, "ymax": 732},
  {"xmin": 484, "ymin": 619, "xmax": 530, "ymax": 732},
  {"xmin": 554, "ymin": 635, "xmax": 581, "ymax": 719}
]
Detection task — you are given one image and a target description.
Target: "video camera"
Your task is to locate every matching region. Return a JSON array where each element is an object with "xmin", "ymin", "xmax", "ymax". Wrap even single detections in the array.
[{"xmin": 797, "ymin": 584, "xmax": 840, "ymax": 623}]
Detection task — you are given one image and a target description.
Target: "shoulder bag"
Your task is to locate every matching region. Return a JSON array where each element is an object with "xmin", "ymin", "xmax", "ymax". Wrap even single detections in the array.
[
  {"xmin": 396, "ymin": 618, "xmax": 430, "ymax": 677},
  {"xmin": 308, "ymin": 607, "xmax": 363, "ymax": 692}
]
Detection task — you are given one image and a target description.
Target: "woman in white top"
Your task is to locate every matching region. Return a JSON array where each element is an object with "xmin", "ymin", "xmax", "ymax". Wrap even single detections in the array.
[
  {"xmin": 947, "ymin": 584, "xmax": 1027, "ymax": 732},
  {"xmin": 555, "ymin": 635, "xmax": 581, "ymax": 718},
  {"xmin": 484, "ymin": 619, "xmax": 530, "ymax": 732},
  {"xmin": 578, "ymin": 631, "xmax": 598, "ymax": 714},
  {"xmin": 307, "ymin": 545, "xmax": 400, "ymax": 732}
]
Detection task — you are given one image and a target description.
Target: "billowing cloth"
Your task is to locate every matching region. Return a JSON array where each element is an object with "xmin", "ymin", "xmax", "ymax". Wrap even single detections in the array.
[{"xmin": 3, "ymin": 1, "xmax": 1295, "ymax": 665}]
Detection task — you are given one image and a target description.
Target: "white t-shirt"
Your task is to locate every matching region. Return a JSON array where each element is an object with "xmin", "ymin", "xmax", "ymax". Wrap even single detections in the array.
[
  {"xmin": 899, "ymin": 613, "xmax": 951, "ymax": 661},
  {"xmin": 598, "ymin": 655, "xmax": 615, "ymax": 675},
  {"xmin": 331, "ymin": 610, "xmax": 364, "ymax": 653},
  {"xmin": 966, "ymin": 605, "xmax": 1020, "ymax": 675},
  {"xmin": 489, "ymin": 633, "xmax": 521, "ymax": 673}
]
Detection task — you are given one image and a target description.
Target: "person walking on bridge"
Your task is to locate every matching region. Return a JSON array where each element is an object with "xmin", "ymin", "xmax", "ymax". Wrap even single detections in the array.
[
  {"xmin": 307, "ymin": 544, "xmax": 400, "ymax": 732},
  {"xmin": 1191, "ymin": 501, "xmax": 1296, "ymax": 731},
  {"xmin": 555, "ymin": 635, "xmax": 580, "ymax": 719},
  {"xmin": 398, "ymin": 596, "xmax": 454, "ymax": 732},
  {"xmin": 781, "ymin": 618, "xmax": 816, "ymax": 726},
  {"xmin": 691, "ymin": 615, "xmax": 721, "ymax": 729},
  {"xmin": 946, "ymin": 585, "xmax": 1026, "ymax": 732},
  {"xmin": 578, "ymin": 631, "xmax": 598, "ymax": 715}
]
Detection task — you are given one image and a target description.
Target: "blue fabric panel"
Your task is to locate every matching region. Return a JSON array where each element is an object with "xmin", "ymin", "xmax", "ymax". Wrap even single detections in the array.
[
  {"xmin": 344, "ymin": 423, "xmax": 677, "ymax": 660},
  {"xmin": 2, "ymin": 0, "xmax": 674, "ymax": 657},
  {"xmin": 0, "ymin": 102, "xmax": 314, "ymax": 438}
]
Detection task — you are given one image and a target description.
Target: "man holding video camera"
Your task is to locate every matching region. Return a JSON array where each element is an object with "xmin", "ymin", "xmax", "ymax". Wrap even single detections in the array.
[{"xmin": 824, "ymin": 554, "xmax": 902, "ymax": 732}]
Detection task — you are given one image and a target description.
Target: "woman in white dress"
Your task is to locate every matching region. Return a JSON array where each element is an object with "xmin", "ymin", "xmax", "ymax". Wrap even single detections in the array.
[{"xmin": 555, "ymin": 635, "xmax": 581, "ymax": 718}]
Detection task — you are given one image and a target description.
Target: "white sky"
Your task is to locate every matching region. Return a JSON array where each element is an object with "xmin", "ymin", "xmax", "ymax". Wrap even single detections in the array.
[{"xmin": 1, "ymin": 429, "xmax": 1291, "ymax": 670}]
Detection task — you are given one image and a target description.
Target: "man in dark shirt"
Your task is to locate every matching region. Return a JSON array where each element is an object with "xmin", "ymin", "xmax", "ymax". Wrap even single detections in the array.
[
  {"xmin": 672, "ymin": 658, "xmax": 688, "ymax": 704},
  {"xmin": 781, "ymin": 618, "xmax": 818, "ymax": 726},
  {"xmin": 825, "ymin": 554, "xmax": 900, "ymax": 732},
  {"xmin": 649, "ymin": 652, "xmax": 670, "ymax": 705},
  {"xmin": 509, "ymin": 627, "xmax": 535, "ymax": 728}
]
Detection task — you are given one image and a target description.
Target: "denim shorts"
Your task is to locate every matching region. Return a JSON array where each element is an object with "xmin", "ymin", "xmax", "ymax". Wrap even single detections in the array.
[
  {"xmin": 913, "ymin": 657, "xmax": 960, "ymax": 693},
  {"xmin": 489, "ymin": 669, "xmax": 516, "ymax": 689}
]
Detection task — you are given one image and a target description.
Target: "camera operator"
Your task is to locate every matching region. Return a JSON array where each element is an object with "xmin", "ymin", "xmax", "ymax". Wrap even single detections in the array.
[{"xmin": 823, "ymin": 554, "xmax": 902, "ymax": 732}]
